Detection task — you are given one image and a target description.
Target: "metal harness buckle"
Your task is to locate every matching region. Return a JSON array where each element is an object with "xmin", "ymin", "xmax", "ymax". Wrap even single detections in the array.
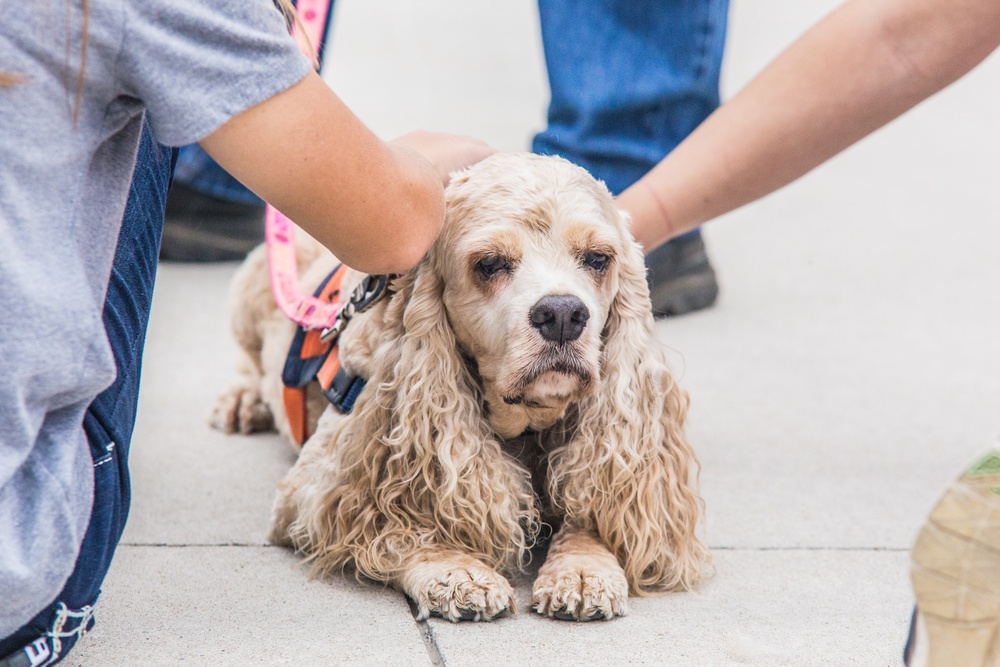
[{"xmin": 319, "ymin": 274, "xmax": 394, "ymax": 343}]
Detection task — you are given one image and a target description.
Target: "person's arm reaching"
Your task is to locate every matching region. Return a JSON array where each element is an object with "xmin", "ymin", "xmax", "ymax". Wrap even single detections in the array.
[
  {"xmin": 619, "ymin": 0, "xmax": 1000, "ymax": 251},
  {"xmin": 199, "ymin": 70, "xmax": 494, "ymax": 274}
]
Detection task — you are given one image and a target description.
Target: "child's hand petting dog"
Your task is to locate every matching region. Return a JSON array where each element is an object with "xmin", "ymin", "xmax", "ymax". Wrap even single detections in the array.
[{"xmin": 390, "ymin": 129, "xmax": 496, "ymax": 186}]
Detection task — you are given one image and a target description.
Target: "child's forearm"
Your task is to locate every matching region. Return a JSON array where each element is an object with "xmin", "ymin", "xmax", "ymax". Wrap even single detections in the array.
[
  {"xmin": 620, "ymin": 0, "xmax": 1000, "ymax": 251},
  {"xmin": 200, "ymin": 71, "xmax": 493, "ymax": 273}
]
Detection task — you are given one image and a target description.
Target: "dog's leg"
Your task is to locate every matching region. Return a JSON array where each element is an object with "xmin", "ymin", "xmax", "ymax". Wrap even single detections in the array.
[
  {"xmin": 400, "ymin": 549, "xmax": 516, "ymax": 622},
  {"xmin": 211, "ymin": 243, "xmax": 283, "ymax": 435},
  {"xmin": 210, "ymin": 348, "xmax": 275, "ymax": 434},
  {"xmin": 532, "ymin": 527, "xmax": 628, "ymax": 621}
]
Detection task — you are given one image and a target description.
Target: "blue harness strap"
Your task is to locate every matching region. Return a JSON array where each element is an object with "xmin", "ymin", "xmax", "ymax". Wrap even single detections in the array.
[{"xmin": 321, "ymin": 367, "xmax": 367, "ymax": 414}]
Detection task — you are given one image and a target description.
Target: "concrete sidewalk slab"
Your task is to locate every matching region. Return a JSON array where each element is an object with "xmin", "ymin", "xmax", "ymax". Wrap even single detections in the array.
[
  {"xmin": 428, "ymin": 550, "xmax": 911, "ymax": 667},
  {"xmin": 119, "ymin": 264, "xmax": 295, "ymax": 548},
  {"xmin": 69, "ymin": 546, "xmax": 429, "ymax": 666}
]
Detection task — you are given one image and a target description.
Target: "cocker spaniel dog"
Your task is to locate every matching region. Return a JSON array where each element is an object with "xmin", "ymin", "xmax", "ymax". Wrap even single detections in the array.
[{"xmin": 213, "ymin": 152, "xmax": 709, "ymax": 622}]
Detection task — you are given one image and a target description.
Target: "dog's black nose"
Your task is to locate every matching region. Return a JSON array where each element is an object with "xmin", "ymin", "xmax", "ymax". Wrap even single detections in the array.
[{"xmin": 529, "ymin": 295, "xmax": 589, "ymax": 344}]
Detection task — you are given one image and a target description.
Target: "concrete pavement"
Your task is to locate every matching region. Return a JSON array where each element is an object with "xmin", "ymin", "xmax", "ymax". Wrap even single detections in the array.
[{"xmin": 69, "ymin": 1, "xmax": 1000, "ymax": 664}]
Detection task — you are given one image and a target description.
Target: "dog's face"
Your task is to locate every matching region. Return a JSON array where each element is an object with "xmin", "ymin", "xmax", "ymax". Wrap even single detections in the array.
[{"xmin": 432, "ymin": 154, "xmax": 632, "ymax": 438}]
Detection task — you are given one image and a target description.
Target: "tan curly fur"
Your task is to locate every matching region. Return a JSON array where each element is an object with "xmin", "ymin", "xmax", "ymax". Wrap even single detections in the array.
[
  {"xmin": 546, "ymin": 215, "xmax": 709, "ymax": 593},
  {"xmin": 214, "ymin": 152, "xmax": 710, "ymax": 622}
]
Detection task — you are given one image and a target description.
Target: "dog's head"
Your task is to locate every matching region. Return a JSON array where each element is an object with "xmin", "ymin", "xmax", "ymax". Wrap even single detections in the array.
[
  {"xmin": 430, "ymin": 152, "xmax": 640, "ymax": 437},
  {"xmin": 329, "ymin": 153, "xmax": 704, "ymax": 590}
]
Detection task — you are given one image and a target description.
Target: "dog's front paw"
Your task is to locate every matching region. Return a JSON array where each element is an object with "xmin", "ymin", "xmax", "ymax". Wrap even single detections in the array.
[
  {"xmin": 401, "ymin": 551, "xmax": 515, "ymax": 622},
  {"xmin": 210, "ymin": 385, "xmax": 274, "ymax": 435},
  {"xmin": 532, "ymin": 550, "xmax": 628, "ymax": 621}
]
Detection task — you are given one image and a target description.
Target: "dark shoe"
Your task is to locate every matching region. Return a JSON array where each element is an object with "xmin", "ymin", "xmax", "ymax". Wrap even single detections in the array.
[
  {"xmin": 159, "ymin": 183, "xmax": 265, "ymax": 262},
  {"xmin": 906, "ymin": 448, "xmax": 1000, "ymax": 666},
  {"xmin": 645, "ymin": 232, "xmax": 719, "ymax": 317}
]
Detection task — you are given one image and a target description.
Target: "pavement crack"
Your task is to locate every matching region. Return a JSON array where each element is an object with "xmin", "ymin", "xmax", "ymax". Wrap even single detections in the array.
[
  {"xmin": 406, "ymin": 594, "xmax": 446, "ymax": 666},
  {"xmin": 417, "ymin": 619, "xmax": 446, "ymax": 667}
]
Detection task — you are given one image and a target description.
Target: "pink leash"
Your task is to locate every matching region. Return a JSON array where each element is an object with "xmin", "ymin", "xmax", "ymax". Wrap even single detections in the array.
[{"xmin": 264, "ymin": 0, "xmax": 340, "ymax": 334}]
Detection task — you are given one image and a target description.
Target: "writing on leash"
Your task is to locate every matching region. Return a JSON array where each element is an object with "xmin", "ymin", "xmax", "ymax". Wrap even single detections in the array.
[
  {"xmin": 265, "ymin": 206, "xmax": 344, "ymax": 332},
  {"xmin": 264, "ymin": 0, "xmax": 341, "ymax": 332}
]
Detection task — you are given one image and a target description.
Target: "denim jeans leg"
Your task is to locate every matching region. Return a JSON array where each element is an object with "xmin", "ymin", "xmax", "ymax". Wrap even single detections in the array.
[
  {"xmin": 0, "ymin": 118, "xmax": 174, "ymax": 666},
  {"xmin": 172, "ymin": 144, "xmax": 263, "ymax": 205},
  {"xmin": 532, "ymin": 0, "xmax": 729, "ymax": 202}
]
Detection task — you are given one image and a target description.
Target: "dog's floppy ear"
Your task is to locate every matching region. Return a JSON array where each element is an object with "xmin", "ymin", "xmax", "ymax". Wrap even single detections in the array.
[
  {"xmin": 550, "ymin": 210, "xmax": 710, "ymax": 594},
  {"xmin": 295, "ymin": 254, "xmax": 537, "ymax": 582}
]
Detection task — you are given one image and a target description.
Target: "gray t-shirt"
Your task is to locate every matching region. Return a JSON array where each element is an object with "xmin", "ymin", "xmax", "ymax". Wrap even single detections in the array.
[{"xmin": 0, "ymin": 0, "xmax": 310, "ymax": 636}]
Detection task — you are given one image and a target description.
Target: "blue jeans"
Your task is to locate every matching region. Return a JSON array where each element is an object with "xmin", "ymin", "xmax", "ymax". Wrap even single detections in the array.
[
  {"xmin": 173, "ymin": 143, "xmax": 263, "ymax": 205},
  {"xmin": 532, "ymin": 0, "xmax": 729, "ymax": 203},
  {"xmin": 0, "ymin": 120, "xmax": 174, "ymax": 666}
]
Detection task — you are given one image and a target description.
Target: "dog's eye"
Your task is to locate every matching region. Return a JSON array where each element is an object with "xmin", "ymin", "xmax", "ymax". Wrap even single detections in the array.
[
  {"xmin": 475, "ymin": 255, "xmax": 510, "ymax": 280},
  {"xmin": 582, "ymin": 252, "xmax": 610, "ymax": 273}
]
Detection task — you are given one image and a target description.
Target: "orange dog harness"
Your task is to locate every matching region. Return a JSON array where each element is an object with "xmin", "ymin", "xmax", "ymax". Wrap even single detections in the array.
[{"xmin": 280, "ymin": 265, "xmax": 394, "ymax": 445}]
